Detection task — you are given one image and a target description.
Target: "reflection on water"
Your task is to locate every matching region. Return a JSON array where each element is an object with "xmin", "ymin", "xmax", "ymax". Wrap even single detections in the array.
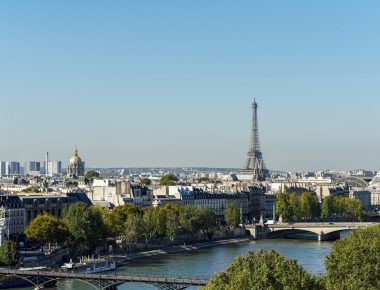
[{"xmin": 56, "ymin": 238, "xmax": 335, "ymax": 290}]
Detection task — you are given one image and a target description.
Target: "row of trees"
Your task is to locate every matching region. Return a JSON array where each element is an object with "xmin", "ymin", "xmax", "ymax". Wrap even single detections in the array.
[
  {"xmin": 276, "ymin": 191, "xmax": 364, "ymax": 222},
  {"xmin": 203, "ymin": 224, "xmax": 380, "ymax": 290},
  {"xmin": 276, "ymin": 191, "xmax": 320, "ymax": 221},
  {"xmin": 25, "ymin": 202, "xmax": 231, "ymax": 255},
  {"xmin": 321, "ymin": 195, "xmax": 363, "ymax": 220}
]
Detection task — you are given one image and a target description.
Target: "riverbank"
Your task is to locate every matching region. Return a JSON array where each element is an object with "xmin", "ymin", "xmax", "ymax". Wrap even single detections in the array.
[{"xmin": 111, "ymin": 237, "xmax": 251, "ymax": 266}]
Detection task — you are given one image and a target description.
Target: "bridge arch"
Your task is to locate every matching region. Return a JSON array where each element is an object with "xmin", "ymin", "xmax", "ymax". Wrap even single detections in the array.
[
  {"xmin": 267, "ymin": 227, "xmax": 354, "ymax": 240},
  {"xmin": 0, "ymin": 273, "xmax": 194, "ymax": 290}
]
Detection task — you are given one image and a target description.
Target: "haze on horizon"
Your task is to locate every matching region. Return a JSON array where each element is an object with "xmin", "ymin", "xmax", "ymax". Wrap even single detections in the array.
[{"xmin": 0, "ymin": 1, "xmax": 379, "ymax": 171}]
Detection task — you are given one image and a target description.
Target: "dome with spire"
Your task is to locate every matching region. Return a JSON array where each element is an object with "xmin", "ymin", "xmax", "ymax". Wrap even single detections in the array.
[
  {"xmin": 69, "ymin": 148, "xmax": 82, "ymax": 166},
  {"xmin": 67, "ymin": 147, "xmax": 85, "ymax": 178}
]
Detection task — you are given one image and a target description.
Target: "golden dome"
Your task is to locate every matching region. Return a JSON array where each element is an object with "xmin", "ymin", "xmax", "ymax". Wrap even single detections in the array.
[{"xmin": 69, "ymin": 148, "xmax": 82, "ymax": 165}]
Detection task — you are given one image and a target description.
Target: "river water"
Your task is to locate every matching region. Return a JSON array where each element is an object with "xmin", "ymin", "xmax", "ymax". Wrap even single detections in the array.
[{"xmin": 56, "ymin": 237, "xmax": 337, "ymax": 290}]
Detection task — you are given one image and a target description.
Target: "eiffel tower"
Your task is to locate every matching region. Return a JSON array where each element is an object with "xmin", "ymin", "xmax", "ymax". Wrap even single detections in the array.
[{"xmin": 240, "ymin": 99, "xmax": 269, "ymax": 181}]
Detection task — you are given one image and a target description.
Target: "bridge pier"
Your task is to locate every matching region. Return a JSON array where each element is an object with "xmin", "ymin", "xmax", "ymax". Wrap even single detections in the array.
[
  {"xmin": 246, "ymin": 225, "xmax": 269, "ymax": 239},
  {"xmin": 318, "ymin": 231, "xmax": 340, "ymax": 241}
]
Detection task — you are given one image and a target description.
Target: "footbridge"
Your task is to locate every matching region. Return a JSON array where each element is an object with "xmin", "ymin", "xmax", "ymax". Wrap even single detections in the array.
[
  {"xmin": 266, "ymin": 222, "xmax": 375, "ymax": 241},
  {"xmin": 0, "ymin": 268, "xmax": 209, "ymax": 290}
]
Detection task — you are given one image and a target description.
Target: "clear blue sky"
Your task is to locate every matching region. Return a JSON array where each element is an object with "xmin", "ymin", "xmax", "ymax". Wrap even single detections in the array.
[{"xmin": 0, "ymin": 1, "xmax": 379, "ymax": 171}]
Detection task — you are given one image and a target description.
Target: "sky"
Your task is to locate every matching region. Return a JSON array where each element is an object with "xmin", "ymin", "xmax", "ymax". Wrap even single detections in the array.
[{"xmin": 0, "ymin": 1, "xmax": 379, "ymax": 171}]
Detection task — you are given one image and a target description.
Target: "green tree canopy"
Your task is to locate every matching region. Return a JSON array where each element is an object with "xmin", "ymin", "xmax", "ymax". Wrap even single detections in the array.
[
  {"xmin": 84, "ymin": 171, "xmax": 100, "ymax": 184},
  {"xmin": 321, "ymin": 196, "xmax": 363, "ymax": 220},
  {"xmin": 275, "ymin": 191, "xmax": 292, "ymax": 221},
  {"xmin": 225, "ymin": 203, "xmax": 239, "ymax": 228},
  {"xmin": 299, "ymin": 192, "xmax": 321, "ymax": 219},
  {"xmin": 164, "ymin": 204, "xmax": 181, "ymax": 241},
  {"xmin": 25, "ymin": 214, "xmax": 68, "ymax": 246},
  {"xmin": 325, "ymin": 224, "xmax": 380, "ymax": 290},
  {"xmin": 159, "ymin": 173, "xmax": 178, "ymax": 186},
  {"xmin": 91, "ymin": 205, "xmax": 113, "ymax": 236},
  {"xmin": 108, "ymin": 204, "xmax": 142, "ymax": 236},
  {"xmin": 124, "ymin": 213, "xmax": 144, "ymax": 244},
  {"xmin": 196, "ymin": 207, "xmax": 216, "ymax": 235},
  {"xmin": 141, "ymin": 178, "xmax": 151, "ymax": 186},
  {"xmin": 63, "ymin": 202, "xmax": 107, "ymax": 253},
  {"xmin": 202, "ymin": 250, "xmax": 325, "ymax": 290},
  {"xmin": 276, "ymin": 191, "xmax": 322, "ymax": 222},
  {"xmin": 0, "ymin": 241, "xmax": 18, "ymax": 266},
  {"xmin": 84, "ymin": 170, "xmax": 100, "ymax": 179},
  {"xmin": 180, "ymin": 205, "xmax": 202, "ymax": 233},
  {"xmin": 142, "ymin": 207, "xmax": 166, "ymax": 241}
]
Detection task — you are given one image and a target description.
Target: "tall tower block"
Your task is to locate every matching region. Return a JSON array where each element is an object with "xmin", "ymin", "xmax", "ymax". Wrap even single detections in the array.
[
  {"xmin": 46, "ymin": 152, "xmax": 49, "ymax": 175},
  {"xmin": 240, "ymin": 99, "xmax": 269, "ymax": 181}
]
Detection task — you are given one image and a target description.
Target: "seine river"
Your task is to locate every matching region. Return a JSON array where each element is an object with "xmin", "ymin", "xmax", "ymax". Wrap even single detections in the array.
[{"xmin": 55, "ymin": 237, "xmax": 339, "ymax": 290}]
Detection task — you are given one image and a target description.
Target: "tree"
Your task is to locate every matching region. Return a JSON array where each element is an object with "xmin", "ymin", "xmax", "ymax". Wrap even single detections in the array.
[
  {"xmin": 321, "ymin": 196, "xmax": 364, "ymax": 220},
  {"xmin": 202, "ymin": 250, "xmax": 325, "ymax": 290},
  {"xmin": 25, "ymin": 214, "xmax": 69, "ymax": 249},
  {"xmin": 142, "ymin": 207, "xmax": 167, "ymax": 242},
  {"xmin": 141, "ymin": 178, "xmax": 151, "ymax": 186},
  {"xmin": 84, "ymin": 171, "xmax": 100, "ymax": 179},
  {"xmin": 91, "ymin": 205, "xmax": 112, "ymax": 237},
  {"xmin": 276, "ymin": 192, "xmax": 292, "ymax": 221},
  {"xmin": 159, "ymin": 173, "xmax": 178, "ymax": 186},
  {"xmin": 108, "ymin": 204, "xmax": 142, "ymax": 236},
  {"xmin": 299, "ymin": 192, "xmax": 320, "ymax": 220},
  {"xmin": 225, "ymin": 203, "xmax": 239, "ymax": 228},
  {"xmin": 288, "ymin": 192, "xmax": 300, "ymax": 221},
  {"xmin": 124, "ymin": 213, "xmax": 144, "ymax": 244},
  {"xmin": 197, "ymin": 207, "xmax": 216, "ymax": 235},
  {"xmin": 325, "ymin": 224, "xmax": 380, "ymax": 290},
  {"xmin": 63, "ymin": 202, "xmax": 106, "ymax": 254},
  {"xmin": 321, "ymin": 196, "xmax": 335, "ymax": 219},
  {"xmin": 84, "ymin": 171, "xmax": 100, "ymax": 184},
  {"xmin": 276, "ymin": 191, "xmax": 321, "ymax": 222},
  {"xmin": 165, "ymin": 204, "xmax": 181, "ymax": 241},
  {"xmin": 0, "ymin": 241, "xmax": 18, "ymax": 266},
  {"xmin": 180, "ymin": 205, "xmax": 202, "ymax": 233}
]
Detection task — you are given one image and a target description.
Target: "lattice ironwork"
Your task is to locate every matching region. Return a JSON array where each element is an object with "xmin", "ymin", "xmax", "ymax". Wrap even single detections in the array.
[
  {"xmin": 0, "ymin": 269, "xmax": 207, "ymax": 290},
  {"xmin": 242, "ymin": 99, "xmax": 269, "ymax": 181}
]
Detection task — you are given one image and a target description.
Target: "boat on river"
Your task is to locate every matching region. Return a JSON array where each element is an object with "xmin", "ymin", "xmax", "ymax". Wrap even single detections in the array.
[{"xmin": 61, "ymin": 257, "xmax": 116, "ymax": 274}]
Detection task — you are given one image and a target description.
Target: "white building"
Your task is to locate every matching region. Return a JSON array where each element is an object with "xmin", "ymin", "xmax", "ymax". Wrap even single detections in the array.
[
  {"xmin": 48, "ymin": 161, "xmax": 62, "ymax": 176},
  {"xmin": 90, "ymin": 179, "xmax": 130, "ymax": 207}
]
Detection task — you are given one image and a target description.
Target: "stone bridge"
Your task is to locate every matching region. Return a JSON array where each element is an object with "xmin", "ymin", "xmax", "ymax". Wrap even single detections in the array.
[
  {"xmin": 247, "ymin": 222, "xmax": 375, "ymax": 241},
  {"xmin": 0, "ymin": 268, "xmax": 209, "ymax": 290}
]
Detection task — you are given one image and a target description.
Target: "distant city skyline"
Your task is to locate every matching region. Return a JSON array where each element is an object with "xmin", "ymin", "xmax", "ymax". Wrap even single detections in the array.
[{"xmin": 0, "ymin": 1, "xmax": 379, "ymax": 171}]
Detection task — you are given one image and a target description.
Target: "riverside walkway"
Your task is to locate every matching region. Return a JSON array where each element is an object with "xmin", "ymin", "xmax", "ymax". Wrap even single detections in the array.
[{"xmin": 0, "ymin": 268, "xmax": 209, "ymax": 290}]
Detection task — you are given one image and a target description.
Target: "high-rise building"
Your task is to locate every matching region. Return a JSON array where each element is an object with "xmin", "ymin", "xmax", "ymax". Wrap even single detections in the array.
[
  {"xmin": 48, "ymin": 161, "xmax": 62, "ymax": 176},
  {"xmin": 5, "ymin": 162, "xmax": 20, "ymax": 176},
  {"xmin": 46, "ymin": 152, "xmax": 49, "ymax": 176},
  {"xmin": 0, "ymin": 162, "xmax": 6, "ymax": 176},
  {"xmin": 240, "ymin": 100, "xmax": 269, "ymax": 181},
  {"xmin": 24, "ymin": 161, "xmax": 41, "ymax": 176}
]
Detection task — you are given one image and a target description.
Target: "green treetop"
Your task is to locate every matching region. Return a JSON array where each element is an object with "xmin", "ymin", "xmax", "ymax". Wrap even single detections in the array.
[
  {"xmin": 25, "ymin": 214, "xmax": 69, "ymax": 249},
  {"xmin": 159, "ymin": 173, "xmax": 178, "ymax": 186},
  {"xmin": 0, "ymin": 241, "xmax": 18, "ymax": 266},
  {"xmin": 202, "ymin": 250, "xmax": 325, "ymax": 290},
  {"xmin": 225, "ymin": 203, "xmax": 239, "ymax": 228},
  {"xmin": 325, "ymin": 224, "xmax": 380, "ymax": 290}
]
